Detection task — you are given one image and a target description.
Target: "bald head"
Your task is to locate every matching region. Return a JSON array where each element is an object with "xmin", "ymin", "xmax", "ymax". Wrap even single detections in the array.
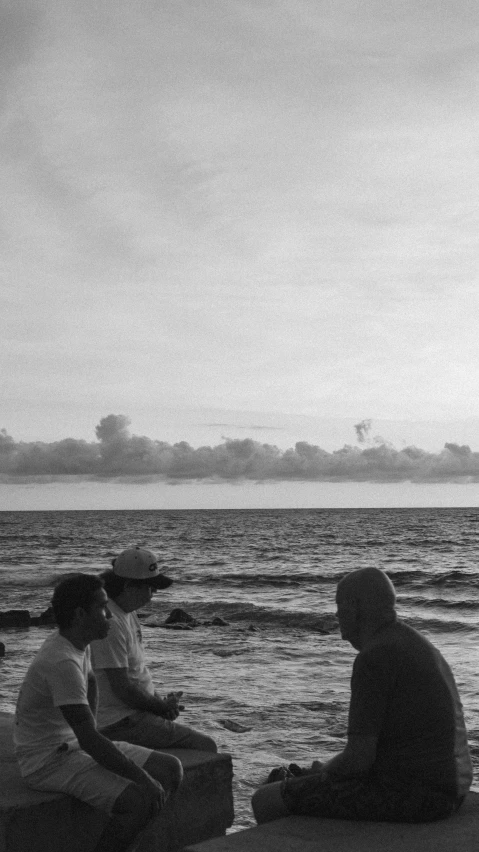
[
  {"xmin": 336, "ymin": 568, "xmax": 397, "ymax": 648},
  {"xmin": 337, "ymin": 567, "xmax": 396, "ymax": 613}
]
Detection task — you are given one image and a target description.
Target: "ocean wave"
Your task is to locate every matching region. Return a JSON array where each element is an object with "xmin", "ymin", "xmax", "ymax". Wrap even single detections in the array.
[
  {"xmin": 153, "ymin": 598, "xmax": 477, "ymax": 637},
  {"xmin": 0, "ymin": 569, "xmax": 104, "ymax": 589},
  {"xmin": 386, "ymin": 568, "xmax": 479, "ymax": 589},
  {"xmin": 404, "ymin": 616, "xmax": 477, "ymax": 633},
  {"xmin": 383, "ymin": 569, "xmax": 428, "ymax": 583},
  {"xmin": 152, "ymin": 599, "xmax": 338, "ymax": 633},
  {"xmin": 427, "ymin": 570, "xmax": 479, "ymax": 586},
  {"xmin": 403, "ymin": 597, "xmax": 479, "ymax": 610},
  {"xmin": 177, "ymin": 571, "xmax": 340, "ymax": 588}
]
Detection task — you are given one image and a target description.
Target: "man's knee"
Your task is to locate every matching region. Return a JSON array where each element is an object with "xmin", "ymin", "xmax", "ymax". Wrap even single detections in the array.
[
  {"xmin": 144, "ymin": 752, "xmax": 183, "ymax": 794},
  {"xmin": 188, "ymin": 732, "xmax": 217, "ymax": 752},
  {"xmin": 252, "ymin": 782, "xmax": 290, "ymax": 824}
]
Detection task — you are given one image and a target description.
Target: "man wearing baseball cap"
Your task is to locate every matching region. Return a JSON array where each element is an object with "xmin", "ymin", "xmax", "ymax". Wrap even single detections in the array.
[{"xmin": 90, "ymin": 547, "xmax": 217, "ymax": 753}]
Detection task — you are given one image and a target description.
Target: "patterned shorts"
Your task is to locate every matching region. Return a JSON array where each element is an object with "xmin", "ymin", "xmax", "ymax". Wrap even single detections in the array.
[{"xmin": 281, "ymin": 773, "xmax": 462, "ymax": 823}]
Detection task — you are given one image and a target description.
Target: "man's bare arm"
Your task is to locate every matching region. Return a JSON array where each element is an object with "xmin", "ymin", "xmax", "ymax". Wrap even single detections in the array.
[
  {"xmin": 87, "ymin": 672, "xmax": 98, "ymax": 717},
  {"xmin": 102, "ymin": 668, "xmax": 179, "ymax": 719}
]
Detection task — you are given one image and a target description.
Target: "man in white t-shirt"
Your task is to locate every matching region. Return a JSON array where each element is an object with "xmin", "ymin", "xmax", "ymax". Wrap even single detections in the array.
[
  {"xmin": 90, "ymin": 547, "xmax": 217, "ymax": 752},
  {"xmin": 14, "ymin": 573, "xmax": 183, "ymax": 852}
]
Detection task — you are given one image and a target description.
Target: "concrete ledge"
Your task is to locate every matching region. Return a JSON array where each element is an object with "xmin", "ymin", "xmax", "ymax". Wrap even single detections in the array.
[
  {"xmin": 183, "ymin": 792, "xmax": 479, "ymax": 852},
  {"xmin": 0, "ymin": 712, "xmax": 234, "ymax": 852}
]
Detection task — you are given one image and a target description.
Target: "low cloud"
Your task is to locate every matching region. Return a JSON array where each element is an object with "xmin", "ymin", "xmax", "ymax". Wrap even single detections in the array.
[
  {"xmin": 354, "ymin": 419, "xmax": 372, "ymax": 444},
  {"xmin": 1, "ymin": 415, "xmax": 479, "ymax": 483}
]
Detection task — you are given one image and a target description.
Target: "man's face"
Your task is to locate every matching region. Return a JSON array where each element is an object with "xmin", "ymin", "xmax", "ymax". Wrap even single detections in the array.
[
  {"xmin": 82, "ymin": 588, "xmax": 111, "ymax": 641},
  {"xmin": 336, "ymin": 590, "xmax": 360, "ymax": 649},
  {"xmin": 127, "ymin": 581, "xmax": 154, "ymax": 610}
]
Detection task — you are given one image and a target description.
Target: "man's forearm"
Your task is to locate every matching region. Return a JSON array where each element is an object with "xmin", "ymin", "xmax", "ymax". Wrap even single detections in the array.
[
  {"xmin": 78, "ymin": 727, "xmax": 154, "ymax": 785},
  {"xmin": 87, "ymin": 674, "xmax": 98, "ymax": 717},
  {"xmin": 118, "ymin": 682, "xmax": 169, "ymax": 716}
]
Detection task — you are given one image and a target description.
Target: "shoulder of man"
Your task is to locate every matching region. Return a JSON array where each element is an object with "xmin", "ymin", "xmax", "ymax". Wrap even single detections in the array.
[{"xmin": 354, "ymin": 626, "xmax": 403, "ymax": 672}]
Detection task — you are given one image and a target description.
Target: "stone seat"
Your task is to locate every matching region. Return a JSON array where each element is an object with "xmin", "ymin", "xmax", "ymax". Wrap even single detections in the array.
[
  {"xmin": 0, "ymin": 712, "xmax": 234, "ymax": 852},
  {"xmin": 184, "ymin": 792, "xmax": 479, "ymax": 852}
]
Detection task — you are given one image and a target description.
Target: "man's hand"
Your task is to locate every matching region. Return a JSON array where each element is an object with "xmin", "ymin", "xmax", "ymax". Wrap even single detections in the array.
[
  {"xmin": 161, "ymin": 691, "xmax": 183, "ymax": 720},
  {"xmin": 138, "ymin": 774, "xmax": 167, "ymax": 817}
]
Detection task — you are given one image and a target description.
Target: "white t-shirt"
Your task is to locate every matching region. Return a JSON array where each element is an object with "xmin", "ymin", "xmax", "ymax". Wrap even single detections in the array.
[
  {"xmin": 14, "ymin": 632, "xmax": 91, "ymax": 776},
  {"xmin": 90, "ymin": 599, "xmax": 155, "ymax": 728}
]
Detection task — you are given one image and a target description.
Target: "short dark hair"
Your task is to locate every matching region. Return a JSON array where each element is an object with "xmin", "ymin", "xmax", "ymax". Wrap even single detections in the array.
[
  {"xmin": 100, "ymin": 568, "xmax": 127, "ymax": 599},
  {"xmin": 52, "ymin": 573, "xmax": 104, "ymax": 629}
]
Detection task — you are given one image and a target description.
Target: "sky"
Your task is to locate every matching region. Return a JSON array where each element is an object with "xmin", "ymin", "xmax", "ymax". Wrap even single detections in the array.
[{"xmin": 2, "ymin": 0, "xmax": 479, "ymax": 510}]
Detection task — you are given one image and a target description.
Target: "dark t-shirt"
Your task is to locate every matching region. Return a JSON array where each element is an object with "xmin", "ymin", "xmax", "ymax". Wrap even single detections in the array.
[{"xmin": 347, "ymin": 620, "xmax": 472, "ymax": 797}]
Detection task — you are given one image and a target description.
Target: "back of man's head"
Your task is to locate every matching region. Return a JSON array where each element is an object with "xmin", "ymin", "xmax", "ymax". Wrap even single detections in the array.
[{"xmin": 337, "ymin": 567, "xmax": 396, "ymax": 624}]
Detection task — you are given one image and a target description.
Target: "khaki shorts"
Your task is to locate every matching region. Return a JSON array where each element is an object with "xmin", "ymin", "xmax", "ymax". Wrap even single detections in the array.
[
  {"xmin": 23, "ymin": 740, "xmax": 153, "ymax": 814},
  {"xmin": 100, "ymin": 710, "xmax": 201, "ymax": 749}
]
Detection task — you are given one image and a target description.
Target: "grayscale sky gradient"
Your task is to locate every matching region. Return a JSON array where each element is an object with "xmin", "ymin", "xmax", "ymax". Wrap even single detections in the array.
[{"xmin": 2, "ymin": 0, "xmax": 479, "ymax": 508}]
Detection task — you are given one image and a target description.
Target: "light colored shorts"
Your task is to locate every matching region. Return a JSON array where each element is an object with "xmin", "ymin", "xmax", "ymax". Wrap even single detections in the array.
[
  {"xmin": 100, "ymin": 710, "xmax": 203, "ymax": 749},
  {"xmin": 23, "ymin": 740, "xmax": 153, "ymax": 814}
]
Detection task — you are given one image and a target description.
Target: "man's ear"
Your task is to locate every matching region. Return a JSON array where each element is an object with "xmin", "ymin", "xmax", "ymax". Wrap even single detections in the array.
[{"xmin": 72, "ymin": 605, "xmax": 87, "ymax": 625}]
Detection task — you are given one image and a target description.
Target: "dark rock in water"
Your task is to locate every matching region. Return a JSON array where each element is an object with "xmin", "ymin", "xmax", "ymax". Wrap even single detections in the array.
[
  {"xmin": 211, "ymin": 617, "xmax": 229, "ymax": 627},
  {"xmin": 247, "ymin": 624, "xmax": 258, "ymax": 632},
  {"xmin": 0, "ymin": 610, "xmax": 31, "ymax": 628},
  {"xmin": 217, "ymin": 719, "xmax": 252, "ymax": 733},
  {"xmin": 0, "ymin": 641, "xmax": 5, "ymax": 656},
  {"xmin": 164, "ymin": 622, "xmax": 194, "ymax": 630},
  {"xmin": 165, "ymin": 608, "xmax": 198, "ymax": 626},
  {"xmin": 30, "ymin": 606, "xmax": 56, "ymax": 626}
]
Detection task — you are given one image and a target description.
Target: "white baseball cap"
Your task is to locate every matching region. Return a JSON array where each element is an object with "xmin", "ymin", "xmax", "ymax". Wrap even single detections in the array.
[{"xmin": 111, "ymin": 547, "xmax": 173, "ymax": 589}]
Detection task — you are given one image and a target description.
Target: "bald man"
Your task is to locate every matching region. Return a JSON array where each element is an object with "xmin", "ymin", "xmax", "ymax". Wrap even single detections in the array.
[{"xmin": 253, "ymin": 567, "xmax": 472, "ymax": 824}]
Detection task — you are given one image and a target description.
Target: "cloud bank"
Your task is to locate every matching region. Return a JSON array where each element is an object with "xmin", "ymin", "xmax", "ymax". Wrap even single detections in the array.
[{"xmin": 1, "ymin": 416, "xmax": 479, "ymax": 485}]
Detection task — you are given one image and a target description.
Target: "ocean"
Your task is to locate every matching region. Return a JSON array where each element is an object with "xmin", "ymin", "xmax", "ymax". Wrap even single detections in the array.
[{"xmin": 1, "ymin": 507, "xmax": 479, "ymax": 830}]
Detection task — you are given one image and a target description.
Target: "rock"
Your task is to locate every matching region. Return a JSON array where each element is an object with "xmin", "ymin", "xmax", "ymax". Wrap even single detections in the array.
[
  {"xmin": 164, "ymin": 623, "xmax": 194, "ymax": 630},
  {"xmin": 247, "ymin": 624, "xmax": 258, "ymax": 632},
  {"xmin": 181, "ymin": 792, "xmax": 479, "ymax": 852},
  {"xmin": 0, "ymin": 610, "xmax": 31, "ymax": 629},
  {"xmin": 0, "ymin": 642, "xmax": 5, "ymax": 657},
  {"xmin": 165, "ymin": 608, "xmax": 199, "ymax": 626},
  {"xmin": 211, "ymin": 617, "xmax": 229, "ymax": 626},
  {"xmin": 30, "ymin": 607, "xmax": 56, "ymax": 626},
  {"xmin": 217, "ymin": 719, "xmax": 252, "ymax": 733}
]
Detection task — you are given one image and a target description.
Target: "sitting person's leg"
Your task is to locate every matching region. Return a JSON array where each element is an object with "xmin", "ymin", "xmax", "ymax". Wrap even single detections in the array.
[
  {"xmin": 103, "ymin": 783, "xmax": 155, "ymax": 852},
  {"xmin": 103, "ymin": 711, "xmax": 217, "ymax": 752},
  {"xmin": 253, "ymin": 773, "xmax": 460, "ymax": 825},
  {"xmin": 23, "ymin": 746, "xmax": 155, "ymax": 852},
  {"xmin": 94, "ymin": 744, "xmax": 183, "ymax": 852},
  {"xmin": 23, "ymin": 743, "xmax": 183, "ymax": 852},
  {"xmin": 140, "ymin": 749, "xmax": 183, "ymax": 795},
  {"xmin": 252, "ymin": 780, "xmax": 291, "ymax": 823}
]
